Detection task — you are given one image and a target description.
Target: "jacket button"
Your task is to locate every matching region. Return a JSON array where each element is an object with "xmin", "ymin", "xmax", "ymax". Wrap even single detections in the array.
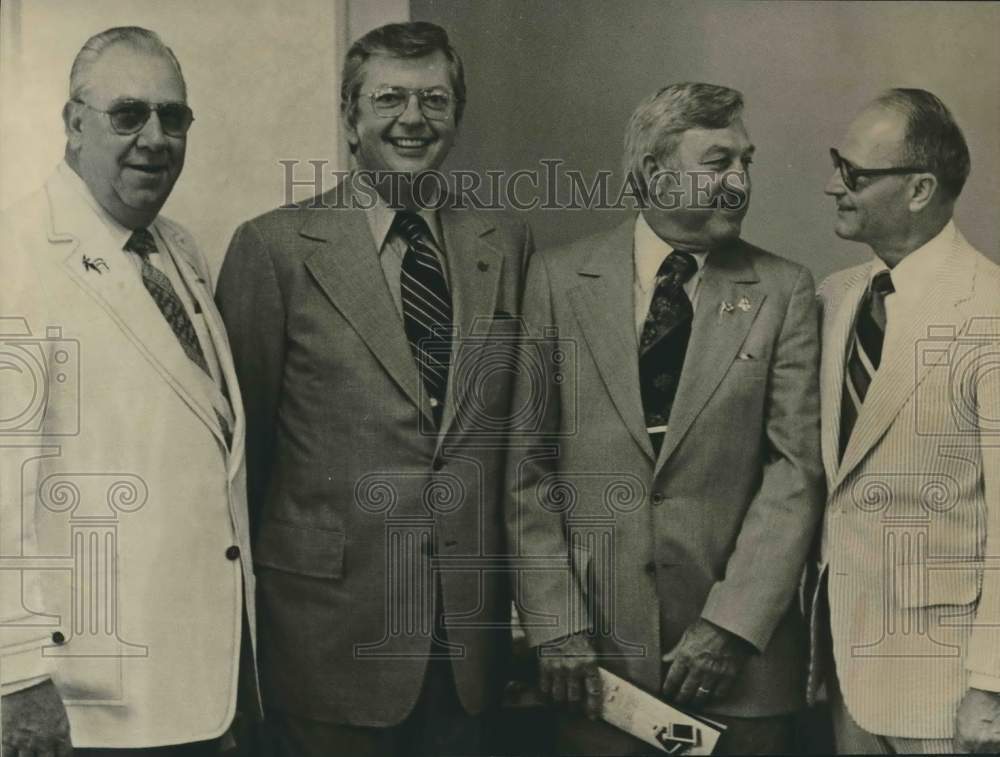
[
  {"xmin": 651, "ymin": 493, "xmax": 665, "ymax": 505},
  {"xmin": 51, "ymin": 631, "xmax": 66, "ymax": 645},
  {"xmin": 225, "ymin": 545, "xmax": 240, "ymax": 560},
  {"xmin": 432, "ymin": 458, "xmax": 445, "ymax": 471},
  {"xmin": 644, "ymin": 561, "xmax": 656, "ymax": 576}
]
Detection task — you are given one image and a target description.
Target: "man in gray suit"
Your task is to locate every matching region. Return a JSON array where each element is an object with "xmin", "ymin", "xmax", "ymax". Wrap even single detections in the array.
[
  {"xmin": 216, "ymin": 21, "xmax": 532, "ymax": 757},
  {"xmin": 509, "ymin": 82, "xmax": 824, "ymax": 755},
  {"xmin": 814, "ymin": 88, "xmax": 1000, "ymax": 754}
]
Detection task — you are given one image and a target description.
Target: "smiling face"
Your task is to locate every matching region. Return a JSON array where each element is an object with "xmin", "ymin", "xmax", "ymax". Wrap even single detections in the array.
[
  {"xmin": 824, "ymin": 105, "xmax": 914, "ymax": 250},
  {"xmin": 645, "ymin": 118, "xmax": 754, "ymax": 249},
  {"xmin": 66, "ymin": 43, "xmax": 187, "ymax": 229},
  {"xmin": 346, "ymin": 51, "xmax": 457, "ymax": 181}
]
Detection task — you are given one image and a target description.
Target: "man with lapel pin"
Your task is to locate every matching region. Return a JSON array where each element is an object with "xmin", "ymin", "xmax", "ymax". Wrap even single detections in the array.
[
  {"xmin": 1, "ymin": 26, "xmax": 255, "ymax": 756},
  {"xmin": 508, "ymin": 82, "xmax": 823, "ymax": 755},
  {"xmin": 812, "ymin": 88, "xmax": 1000, "ymax": 754},
  {"xmin": 216, "ymin": 21, "xmax": 532, "ymax": 757}
]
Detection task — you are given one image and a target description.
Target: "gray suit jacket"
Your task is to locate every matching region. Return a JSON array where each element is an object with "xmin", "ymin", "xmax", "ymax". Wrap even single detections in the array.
[
  {"xmin": 509, "ymin": 218, "xmax": 824, "ymax": 717},
  {"xmin": 216, "ymin": 179, "xmax": 533, "ymax": 727}
]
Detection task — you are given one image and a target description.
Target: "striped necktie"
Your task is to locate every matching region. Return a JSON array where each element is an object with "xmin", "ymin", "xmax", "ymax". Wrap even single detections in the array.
[
  {"xmin": 394, "ymin": 211, "xmax": 453, "ymax": 425},
  {"xmin": 639, "ymin": 250, "xmax": 698, "ymax": 455},
  {"xmin": 839, "ymin": 270, "xmax": 894, "ymax": 460},
  {"xmin": 125, "ymin": 228, "xmax": 231, "ymax": 446}
]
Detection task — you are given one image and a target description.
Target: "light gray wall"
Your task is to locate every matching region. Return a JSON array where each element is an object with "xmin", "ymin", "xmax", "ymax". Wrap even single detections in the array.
[{"xmin": 412, "ymin": 0, "xmax": 999, "ymax": 280}]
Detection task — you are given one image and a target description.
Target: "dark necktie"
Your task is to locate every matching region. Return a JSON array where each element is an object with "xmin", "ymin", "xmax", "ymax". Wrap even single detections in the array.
[
  {"xmin": 639, "ymin": 250, "xmax": 698, "ymax": 455},
  {"xmin": 125, "ymin": 228, "xmax": 231, "ymax": 445},
  {"xmin": 839, "ymin": 270, "xmax": 894, "ymax": 460},
  {"xmin": 394, "ymin": 211, "xmax": 453, "ymax": 426}
]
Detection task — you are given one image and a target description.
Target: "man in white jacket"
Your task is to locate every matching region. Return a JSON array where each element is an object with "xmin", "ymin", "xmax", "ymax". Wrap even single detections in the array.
[{"xmin": 1, "ymin": 26, "xmax": 255, "ymax": 756}]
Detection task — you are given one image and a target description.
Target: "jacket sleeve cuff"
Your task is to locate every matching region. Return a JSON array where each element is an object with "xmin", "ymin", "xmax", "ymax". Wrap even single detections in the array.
[
  {"xmin": 967, "ymin": 672, "xmax": 1000, "ymax": 693},
  {"xmin": 700, "ymin": 582, "xmax": 773, "ymax": 653},
  {"xmin": 1, "ymin": 645, "xmax": 51, "ymax": 694}
]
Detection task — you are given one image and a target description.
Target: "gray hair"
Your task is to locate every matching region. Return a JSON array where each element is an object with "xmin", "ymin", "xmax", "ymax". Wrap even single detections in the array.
[
  {"xmin": 623, "ymin": 82, "xmax": 744, "ymax": 198},
  {"xmin": 874, "ymin": 88, "xmax": 970, "ymax": 202},
  {"xmin": 68, "ymin": 26, "xmax": 185, "ymax": 101}
]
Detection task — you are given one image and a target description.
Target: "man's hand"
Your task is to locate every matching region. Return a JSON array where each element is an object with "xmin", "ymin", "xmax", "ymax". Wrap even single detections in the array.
[
  {"xmin": 661, "ymin": 618, "xmax": 754, "ymax": 708},
  {"xmin": 537, "ymin": 632, "xmax": 603, "ymax": 719},
  {"xmin": 2, "ymin": 679, "xmax": 72, "ymax": 756},
  {"xmin": 956, "ymin": 688, "xmax": 1000, "ymax": 753}
]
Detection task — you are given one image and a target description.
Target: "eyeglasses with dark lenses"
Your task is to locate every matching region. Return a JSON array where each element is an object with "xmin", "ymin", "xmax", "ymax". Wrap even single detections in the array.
[
  {"xmin": 829, "ymin": 148, "xmax": 929, "ymax": 192},
  {"xmin": 74, "ymin": 98, "xmax": 195, "ymax": 137},
  {"xmin": 365, "ymin": 86, "xmax": 456, "ymax": 121}
]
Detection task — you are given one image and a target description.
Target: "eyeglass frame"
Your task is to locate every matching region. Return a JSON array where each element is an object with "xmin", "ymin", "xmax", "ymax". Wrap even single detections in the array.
[
  {"xmin": 360, "ymin": 86, "xmax": 459, "ymax": 121},
  {"xmin": 71, "ymin": 97, "xmax": 195, "ymax": 138},
  {"xmin": 829, "ymin": 148, "xmax": 930, "ymax": 192}
]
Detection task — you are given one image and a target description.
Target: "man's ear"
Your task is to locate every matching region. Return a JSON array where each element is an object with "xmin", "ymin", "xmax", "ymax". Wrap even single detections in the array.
[
  {"xmin": 908, "ymin": 172, "xmax": 938, "ymax": 212},
  {"xmin": 63, "ymin": 100, "xmax": 84, "ymax": 147},
  {"xmin": 342, "ymin": 108, "xmax": 359, "ymax": 152}
]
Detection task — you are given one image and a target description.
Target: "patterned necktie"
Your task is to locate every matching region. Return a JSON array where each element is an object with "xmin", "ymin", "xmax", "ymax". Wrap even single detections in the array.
[
  {"xmin": 839, "ymin": 270, "xmax": 894, "ymax": 460},
  {"xmin": 125, "ymin": 228, "xmax": 231, "ymax": 445},
  {"xmin": 639, "ymin": 250, "xmax": 698, "ymax": 455},
  {"xmin": 394, "ymin": 211, "xmax": 453, "ymax": 425}
]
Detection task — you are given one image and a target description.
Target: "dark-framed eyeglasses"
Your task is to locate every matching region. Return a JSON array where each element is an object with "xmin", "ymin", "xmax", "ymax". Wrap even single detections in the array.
[
  {"xmin": 829, "ymin": 148, "xmax": 928, "ymax": 192},
  {"xmin": 363, "ymin": 86, "xmax": 457, "ymax": 121},
  {"xmin": 73, "ymin": 98, "xmax": 195, "ymax": 137}
]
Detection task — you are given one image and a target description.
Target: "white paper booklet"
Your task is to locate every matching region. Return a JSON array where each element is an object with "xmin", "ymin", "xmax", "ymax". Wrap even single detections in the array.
[{"xmin": 599, "ymin": 668, "xmax": 725, "ymax": 755}]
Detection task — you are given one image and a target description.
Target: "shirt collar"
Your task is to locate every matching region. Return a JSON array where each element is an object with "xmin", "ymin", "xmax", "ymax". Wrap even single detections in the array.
[
  {"xmin": 56, "ymin": 160, "xmax": 149, "ymax": 252},
  {"xmin": 359, "ymin": 173, "xmax": 444, "ymax": 253},
  {"xmin": 633, "ymin": 212, "xmax": 709, "ymax": 292},
  {"xmin": 873, "ymin": 220, "xmax": 955, "ymax": 299}
]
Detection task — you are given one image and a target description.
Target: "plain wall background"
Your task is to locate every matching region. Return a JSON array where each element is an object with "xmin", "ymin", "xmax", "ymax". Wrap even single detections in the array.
[
  {"xmin": 411, "ymin": 0, "xmax": 1000, "ymax": 281},
  {"xmin": 0, "ymin": 0, "xmax": 346, "ymax": 277}
]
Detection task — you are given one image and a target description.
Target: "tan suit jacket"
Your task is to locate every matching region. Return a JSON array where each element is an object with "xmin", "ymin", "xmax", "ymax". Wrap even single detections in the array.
[
  {"xmin": 813, "ymin": 225, "xmax": 1000, "ymax": 738},
  {"xmin": 510, "ymin": 218, "xmax": 824, "ymax": 717},
  {"xmin": 0, "ymin": 169, "xmax": 255, "ymax": 747}
]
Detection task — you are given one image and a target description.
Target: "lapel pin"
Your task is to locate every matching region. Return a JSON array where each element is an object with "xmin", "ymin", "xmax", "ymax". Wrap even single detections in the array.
[
  {"xmin": 720, "ymin": 301, "xmax": 735, "ymax": 314},
  {"xmin": 737, "ymin": 296, "xmax": 752, "ymax": 312},
  {"xmin": 82, "ymin": 255, "xmax": 109, "ymax": 274},
  {"xmin": 477, "ymin": 260, "xmax": 490, "ymax": 272}
]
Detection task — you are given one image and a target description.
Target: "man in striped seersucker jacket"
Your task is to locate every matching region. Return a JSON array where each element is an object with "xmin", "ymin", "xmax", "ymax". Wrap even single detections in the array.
[{"xmin": 812, "ymin": 88, "xmax": 1000, "ymax": 754}]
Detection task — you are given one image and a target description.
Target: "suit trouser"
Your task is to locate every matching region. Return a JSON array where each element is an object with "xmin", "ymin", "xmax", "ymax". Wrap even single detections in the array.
[
  {"xmin": 75, "ymin": 742, "xmax": 219, "ymax": 757},
  {"xmin": 555, "ymin": 709, "xmax": 794, "ymax": 756},
  {"xmin": 267, "ymin": 653, "xmax": 482, "ymax": 757}
]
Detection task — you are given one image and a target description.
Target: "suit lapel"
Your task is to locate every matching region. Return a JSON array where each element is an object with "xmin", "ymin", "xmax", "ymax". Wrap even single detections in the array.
[
  {"xmin": 301, "ymin": 182, "xmax": 429, "ymax": 422},
  {"xmin": 655, "ymin": 241, "xmax": 763, "ymax": 475},
  {"xmin": 163, "ymin": 226, "xmax": 242, "ymax": 463},
  {"xmin": 832, "ymin": 232, "xmax": 973, "ymax": 492},
  {"xmin": 46, "ymin": 177, "xmax": 224, "ymax": 443},
  {"xmin": 820, "ymin": 265, "xmax": 871, "ymax": 485},
  {"xmin": 566, "ymin": 220, "xmax": 654, "ymax": 460},
  {"xmin": 435, "ymin": 206, "xmax": 503, "ymax": 442}
]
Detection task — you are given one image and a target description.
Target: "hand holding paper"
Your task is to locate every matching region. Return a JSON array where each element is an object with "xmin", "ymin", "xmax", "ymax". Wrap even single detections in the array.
[{"xmin": 538, "ymin": 631, "xmax": 603, "ymax": 719}]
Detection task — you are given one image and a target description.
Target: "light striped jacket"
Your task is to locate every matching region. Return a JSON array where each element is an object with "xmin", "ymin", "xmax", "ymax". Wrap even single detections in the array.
[{"xmin": 812, "ymin": 223, "xmax": 1000, "ymax": 738}]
